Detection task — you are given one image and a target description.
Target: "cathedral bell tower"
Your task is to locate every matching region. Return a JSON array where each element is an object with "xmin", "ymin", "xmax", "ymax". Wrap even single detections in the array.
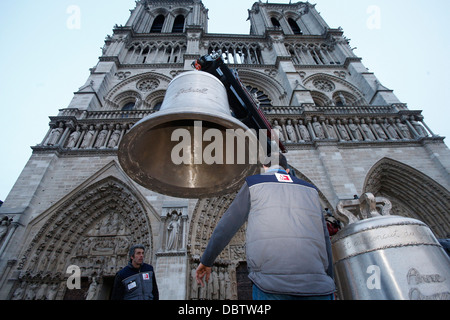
[
  {"xmin": 248, "ymin": 1, "xmax": 328, "ymax": 36},
  {"xmin": 67, "ymin": 0, "xmax": 209, "ymax": 114},
  {"xmin": 246, "ymin": 1, "xmax": 402, "ymax": 108},
  {"xmin": 126, "ymin": 0, "xmax": 208, "ymax": 33}
]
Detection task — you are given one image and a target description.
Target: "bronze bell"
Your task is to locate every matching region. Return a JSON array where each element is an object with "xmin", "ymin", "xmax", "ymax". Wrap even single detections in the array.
[{"xmin": 118, "ymin": 71, "xmax": 261, "ymax": 198}]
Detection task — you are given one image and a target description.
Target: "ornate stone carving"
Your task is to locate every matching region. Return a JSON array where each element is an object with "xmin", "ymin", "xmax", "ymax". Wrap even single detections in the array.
[
  {"xmin": 136, "ymin": 78, "xmax": 160, "ymax": 92},
  {"xmin": 115, "ymin": 71, "xmax": 131, "ymax": 80},
  {"xmin": 160, "ymin": 207, "xmax": 187, "ymax": 253},
  {"xmin": 11, "ymin": 177, "xmax": 153, "ymax": 300}
]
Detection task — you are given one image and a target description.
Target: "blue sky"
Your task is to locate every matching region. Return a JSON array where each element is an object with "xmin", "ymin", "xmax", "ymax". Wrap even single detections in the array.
[{"xmin": 0, "ymin": 0, "xmax": 449, "ymax": 201}]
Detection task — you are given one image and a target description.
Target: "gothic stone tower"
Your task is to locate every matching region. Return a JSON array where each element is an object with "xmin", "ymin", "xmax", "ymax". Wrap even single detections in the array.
[{"xmin": 0, "ymin": 1, "xmax": 449, "ymax": 300}]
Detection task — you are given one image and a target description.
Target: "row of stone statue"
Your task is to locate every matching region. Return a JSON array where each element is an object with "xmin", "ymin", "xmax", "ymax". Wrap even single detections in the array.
[
  {"xmin": 10, "ymin": 276, "xmax": 104, "ymax": 300},
  {"xmin": 42, "ymin": 122, "xmax": 131, "ymax": 150},
  {"xmin": 190, "ymin": 263, "xmax": 236, "ymax": 300},
  {"xmin": 11, "ymin": 281, "xmax": 61, "ymax": 300},
  {"xmin": 41, "ymin": 115, "xmax": 431, "ymax": 150},
  {"xmin": 272, "ymin": 116, "xmax": 430, "ymax": 143}
]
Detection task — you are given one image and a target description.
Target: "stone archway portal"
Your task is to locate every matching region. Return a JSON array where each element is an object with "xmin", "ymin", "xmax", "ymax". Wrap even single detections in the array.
[{"xmin": 11, "ymin": 177, "xmax": 153, "ymax": 300}]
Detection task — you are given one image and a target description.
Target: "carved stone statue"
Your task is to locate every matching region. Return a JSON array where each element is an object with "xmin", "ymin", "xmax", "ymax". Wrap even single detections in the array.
[
  {"xmin": 385, "ymin": 119, "xmax": 399, "ymax": 139},
  {"xmin": 24, "ymin": 283, "xmax": 38, "ymax": 300},
  {"xmin": 35, "ymin": 283, "xmax": 48, "ymax": 300},
  {"xmin": 396, "ymin": 119, "xmax": 412, "ymax": 139},
  {"xmin": 45, "ymin": 283, "xmax": 59, "ymax": 300},
  {"xmin": 348, "ymin": 119, "xmax": 362, "ymax": 140},
  {"xmin": 336, "ymin": 120, "xmax": 350, "ymax": 141},
  {"xmin": 312, "ymin": 118, "xmax": 325, "ymax": 139},
  {"xmin": 85, "ymin": 277, "xmax": 98, "ymax": 300},
  {"xmin": 0, "ymin": 217, "xmax": 11, "ymax": 244},
  {"xmin": 167, "ymin": 213, "xmax": 181, "ymax": 251},
  {"xmin": 285, "ymin": 120, "xmax": 297, "ymax": 142},
  {"xmin": 224, "ymin": 271, "xmax": 232, "ymax": 300},
  {"xmin": 325, "ymin": 120, "xmax": 338, "ymax": 139},
  {"xmin": 360, "ymin": 119, "xmax": 375, "ymax": 140},
  {"xmin": 81, "ymin": 125, "xmax": 95, "ymax": 149},
  {"xmin": 94, "ymin": 125, "xmax": 109, "ymax": 148},
  {"xmin": 410, "ymin": 117, "xmax": 428, "ymax": 137},
  {"xmin": 372, "ymin": 119, "xmax": 387, "ymax": 140},
  {"xmin": 11, "ymin": 282, "xmax": 26, "ymax": 300},
  {"xmin": 190, "ymin": 264, "xmax": 199, "ymax": 299},
  {"xmin": 273, "ymin": 120, "xmax": 285, "ymax": 142},
  {"xmin": 218, "ymin": 268, "xmax": 225, "ymax": 299},
  {"xmin": 107, "ymin": 124, "xmax": 122, "ymax": 148},
  {"xmin": 211, "ymin": 268, "xmax": 219, "ymax": 300},
  {"xmin": 47, "ymin": 122, "xmax": 64, "ymax": 146},
  {"xmin": 66, "ymin": 126, "xmax": 81, "ymax": 149},
  {"xmin": 297, "ymin": 120, "xmax": 310, "ymax": 141}
]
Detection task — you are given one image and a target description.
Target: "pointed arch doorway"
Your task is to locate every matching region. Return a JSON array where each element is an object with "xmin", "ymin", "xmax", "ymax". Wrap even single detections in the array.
[
  {"xmin": 10, "ymin": 177, "xmax": 154, "ymax": 300},
  {"xmin": 364, "ymin": 158, "xmax": 450, "ymax": 238}
]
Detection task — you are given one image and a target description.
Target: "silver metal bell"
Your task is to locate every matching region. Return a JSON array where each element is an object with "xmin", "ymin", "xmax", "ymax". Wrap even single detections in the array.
[
  {"xmin": 332, "ymin": 193, "xmax": 450, "ymax": 300},
  {"xmin": 118, "ymin": 71, "xmax": 260, "ymax": 198}
]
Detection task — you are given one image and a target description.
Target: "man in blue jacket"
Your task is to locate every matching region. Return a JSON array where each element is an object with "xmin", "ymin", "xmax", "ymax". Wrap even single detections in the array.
[
  {"xmin": 196, "ymin": 153, "xmax": 335, "ymax": 300},
  {"xmin": 111, "ymin": 244, "xmax": 159, "ymax": 300}
]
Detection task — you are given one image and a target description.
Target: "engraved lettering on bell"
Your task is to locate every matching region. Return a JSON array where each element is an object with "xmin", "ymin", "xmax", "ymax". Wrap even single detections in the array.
[
  {"xmin": 313, "ymin": 79, "xmax": 335, "ymax": 92},
  {"xmin": 407, "ymin": 268, "xmax": 446, "ymax": 285},
  {"xmin": 174, "ymin": 87, "xmax": 208, "ymax": 99}
]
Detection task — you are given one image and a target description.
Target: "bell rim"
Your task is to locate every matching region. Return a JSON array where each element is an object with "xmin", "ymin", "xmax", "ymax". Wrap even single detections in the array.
[{"xmin": 118, "ymin": 108, "xmax": 261, "ymax": 199}]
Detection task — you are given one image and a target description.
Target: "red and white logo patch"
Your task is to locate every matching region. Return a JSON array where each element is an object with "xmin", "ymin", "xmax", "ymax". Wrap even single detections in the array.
[
  {"xmin": 142, "ymin": 273, "xmax": 150, "ymax": 280},
  {"xmin": 275, "ymin": 173, "xmax": 293, "ymax": 183}
]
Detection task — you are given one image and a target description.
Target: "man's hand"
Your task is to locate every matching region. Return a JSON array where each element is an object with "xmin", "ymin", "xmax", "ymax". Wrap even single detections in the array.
[{"xmin": 196, "ymin": 263, "xmax": 212, "ymax": 287}]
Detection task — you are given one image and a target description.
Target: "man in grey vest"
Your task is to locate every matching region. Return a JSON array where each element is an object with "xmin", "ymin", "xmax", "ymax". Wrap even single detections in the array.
[
  {"xmin": 196, "ymin": 153, "xmax": 336, "ymax": 300},
  {"xmin": 111, "ymin": 244, "xmax": 159, "ymax": 300}
]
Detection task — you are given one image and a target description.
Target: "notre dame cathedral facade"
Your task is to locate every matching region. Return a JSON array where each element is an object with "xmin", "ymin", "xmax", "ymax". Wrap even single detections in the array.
[{"xmin": 0, "ymin": 0, "xmax": 448, "ymax": 300}]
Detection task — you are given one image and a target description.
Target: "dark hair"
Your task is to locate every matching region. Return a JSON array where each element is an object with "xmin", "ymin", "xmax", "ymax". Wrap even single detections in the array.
[
  {"xmin": 129, "ymin": 244, "xmax": 145, "ymax": 259},
  {"xmin": 263, "ymin": 153, "xmax": 288, "ymax": 170}
]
